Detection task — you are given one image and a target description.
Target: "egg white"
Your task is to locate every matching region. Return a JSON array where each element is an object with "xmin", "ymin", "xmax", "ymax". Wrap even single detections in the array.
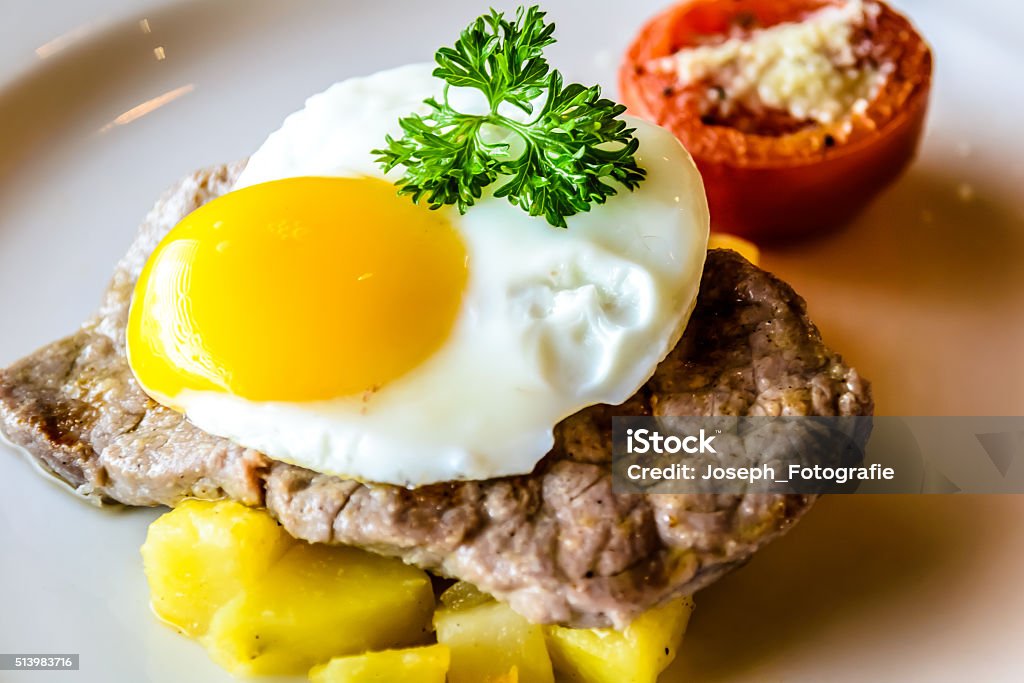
[{"xmin": 175, "ymin": 63, "xmax": 709, "ymax": 486}]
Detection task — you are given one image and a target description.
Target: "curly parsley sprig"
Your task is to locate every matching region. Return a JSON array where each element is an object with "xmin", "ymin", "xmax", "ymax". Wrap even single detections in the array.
[{"xmin": 373, "ymin": 5, "xmax": 646, "ymax": 228}]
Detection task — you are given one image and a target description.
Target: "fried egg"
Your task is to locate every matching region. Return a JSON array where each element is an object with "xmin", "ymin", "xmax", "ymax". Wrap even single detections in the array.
[{"xmin": 126, "ymin": 63, "xmax": 709, "ymax": 486}]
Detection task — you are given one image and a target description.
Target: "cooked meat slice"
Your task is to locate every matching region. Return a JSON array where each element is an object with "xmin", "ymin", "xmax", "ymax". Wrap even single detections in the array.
[{"xmin": 0, "ymin": 164, "xmax": 872, "ymax": 628}]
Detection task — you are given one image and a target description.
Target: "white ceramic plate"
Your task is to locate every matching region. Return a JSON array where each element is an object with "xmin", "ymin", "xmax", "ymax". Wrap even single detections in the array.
[{"xmin": 2, "ymin": 1, "xmax": 1024, "ymax": 681}]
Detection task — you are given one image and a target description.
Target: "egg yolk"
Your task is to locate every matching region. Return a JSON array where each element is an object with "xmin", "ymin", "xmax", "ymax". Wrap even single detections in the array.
[{"xmin": 127, "ymin": 176, "xmax": 468, "ymax": 407}]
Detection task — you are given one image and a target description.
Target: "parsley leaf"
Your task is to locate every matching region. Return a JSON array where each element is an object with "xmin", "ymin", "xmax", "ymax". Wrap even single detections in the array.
[{"xmin": 373, "ymin": 5, "xmax": 646, "ymax": 228}]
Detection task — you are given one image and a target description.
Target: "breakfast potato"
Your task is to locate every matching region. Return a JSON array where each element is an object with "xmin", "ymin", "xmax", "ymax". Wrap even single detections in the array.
[
  {"xmin": 143, "ymin": 500, "xmax": 435, "ymax": 676},
  {"xmin": 438, "ymin": 578, "xmax": 494, "ymax": 611},
  {"xmin": 202, "ymin": 541, "xmax": 434, "ymax": 675},
  {"xmin": 308, "ymin": 644, "xmax": 450, "ymax": 683},
  {"xmin": 435, "ymin": 585, "xmax": 554, "ymax": 683},
  {"xmin": 140, "ymin": 499, "xmax": 291, "ymax": 636},
  {"xmin": 544, "ymin": 597, "xmax": 695, "ymax": 683},
  {"xmin": 438, "ymin": 581, "xmax": 695, "ymax": 683},
  {"xmin": 708, "ymin": 233, "xmax": 760, "ymax": 266}
]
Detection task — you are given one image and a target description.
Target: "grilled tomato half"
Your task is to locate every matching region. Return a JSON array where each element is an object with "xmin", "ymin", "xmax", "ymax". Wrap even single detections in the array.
[{"xmin": 621, "ymin": 0, "xmax": 932, "ymax": 240}]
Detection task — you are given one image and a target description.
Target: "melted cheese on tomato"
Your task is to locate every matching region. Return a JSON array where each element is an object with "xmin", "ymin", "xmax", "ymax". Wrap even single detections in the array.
[{"xmin": 660, "ymin": 0, "xmax": 886, "ymax": 125}]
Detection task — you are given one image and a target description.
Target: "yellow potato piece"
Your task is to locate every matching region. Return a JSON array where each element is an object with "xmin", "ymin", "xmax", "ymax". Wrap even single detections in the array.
[
  {"xmin": 438, "ymin": 579, "xmax": 493, "ymax": 611},
  {"xmin": 490, "ymin": 667, "xmax": 520, "ymax": 683},
  {"xmin": 434, "ymin": 588, "xmax": 553, "ymax": 683},
  {"xmin": 142, "ymin": 500, "xmax": 435, "ymax": 677},
  {"xmin": 308, "ymin": 644, "xmax": 450, "ymax": 683},
  {"xmin": 544, "ymin": 596, "xmax": 695, "ymax": 683},
  {"xmin": 202, "ymin": 541, "xmax": 434, "ymax": 676},
  {"xmin": 140, "ymin": 499, "xmax": 291, "ymax": 636},
  {"xmin": 708, "ymin": 233, "xmax": 761, "ymax": 266}
]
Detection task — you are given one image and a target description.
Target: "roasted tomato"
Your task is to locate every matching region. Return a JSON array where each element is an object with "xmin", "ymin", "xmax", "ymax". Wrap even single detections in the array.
[{"xmin": 621, "ymin": 0, "xmax": 933, "ymax": 241}]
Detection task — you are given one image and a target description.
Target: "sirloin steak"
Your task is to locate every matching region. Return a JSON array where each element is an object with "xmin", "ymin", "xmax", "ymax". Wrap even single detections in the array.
[{"xmin": 0, "ymin": 163, "xmax": 872, "ymax": 628}]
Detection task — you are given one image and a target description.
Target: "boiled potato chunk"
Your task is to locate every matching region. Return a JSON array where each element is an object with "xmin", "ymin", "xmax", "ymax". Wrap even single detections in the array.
[
  {"xmin": 435, "ymin": 591, "xmax": 553, "ymax": 683},
  {"xmin": 544, "ymin": 596, "xmax": 695, "ymax": 683},
  {"xmin": 708, "ymin": 233, "xmax": 760, "ymax": 265},
  {"xmin": 202, "ymin": 541, "xmax": 434, "ymax": 676},
  {"xmin": 142, "ymin": 500, "xmax": 435, "ymax": 677},
  {"xmin": 140, "ymin": 499, "xmax": 291, "ymax": 636},
  {"xmin": 308, "ymin": 644, "xmax": 450, "ymax": 683},
  {"xmin": 438, "ymin": 579, "xmax": 494, "ymax": 611}
]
